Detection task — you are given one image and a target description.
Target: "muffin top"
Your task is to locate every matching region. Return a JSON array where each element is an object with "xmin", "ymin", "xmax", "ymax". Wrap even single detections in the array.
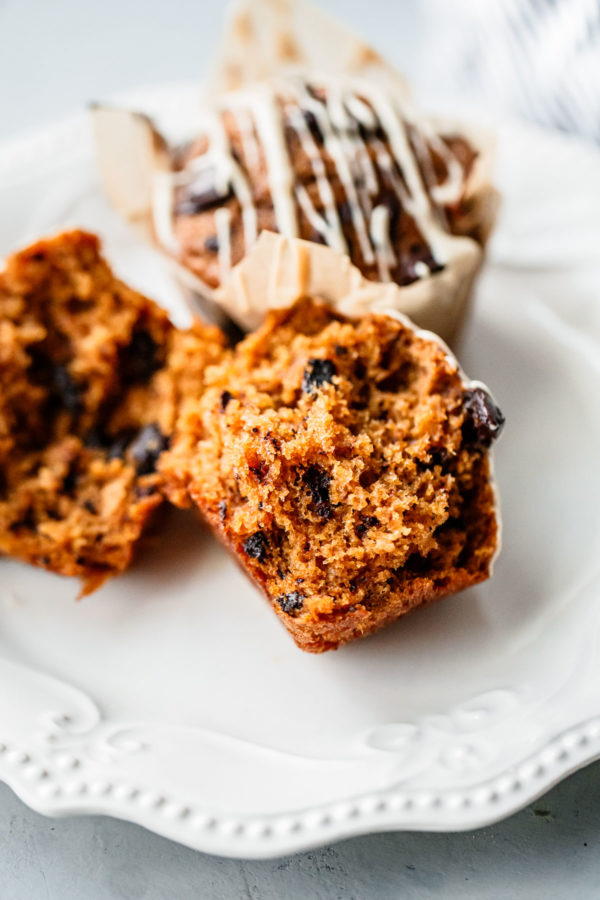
[{"xmin": 156, "ymin": 75, "xmax": 480, "ymax": 292}]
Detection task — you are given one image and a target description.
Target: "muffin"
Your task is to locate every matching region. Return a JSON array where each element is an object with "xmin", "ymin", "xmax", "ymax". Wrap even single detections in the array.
[
  {"xmin": 0, "ymin": 230, "xmax": 225, "ymax": 593},
  {"xmin": 94, "ymin": 73, "xmax": 497, "ymax": 343},
  {"xmin": 161, "ymin": 298, "xmax": 503, "ymax": 652}
]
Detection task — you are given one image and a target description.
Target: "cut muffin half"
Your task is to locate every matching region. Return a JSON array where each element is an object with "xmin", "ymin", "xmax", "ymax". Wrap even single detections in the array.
[
  {"xmin": 0, "ymin": 230, "xmax": 225, "ymax": 593},
  {"xmin": 161, "ymin": 298, "xmax": 503, "ymax": 651}
]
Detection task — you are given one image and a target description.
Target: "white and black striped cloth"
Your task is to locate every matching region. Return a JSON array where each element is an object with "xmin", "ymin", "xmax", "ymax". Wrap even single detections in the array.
[{"xmin": 422, "ymin": 0, "xmax": 600, "ymax": 142}]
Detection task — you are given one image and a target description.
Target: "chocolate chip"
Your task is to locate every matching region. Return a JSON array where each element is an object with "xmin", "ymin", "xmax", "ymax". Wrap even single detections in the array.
[
  {"xmin": 334, "ymin": 345, "xmax": 348, "ymax": 357},
  {"xmin": 106, "ymin": 430, "xmax": 134, "ymax": 461},
  {"xmin": 53, "ymin": 365, "xmax": 81, "ymax": 414},
  {"xmin": 83, "ymin": 500, "xmax": 97, "ymax": 514},
  {"xmin": 401, "ymin": 244, "xmax": 444, "ymax": 285},
  {"xmin": 204, "ymin": 235, "xmax": 219, "ymax": 252},
  {"xmin": 462, "ymin": 388, "xmax": 505, "ymax": 449},
  {"xmin": 302, "ymin": 109, "xmax": 323, "ymax": 144},
  {"xmin": 83, "ymin": 427, "xmax": 107, "ymax": 450},
  {"xmin": 62, "ymin": 466, "xmax": 78, "ymax": 496},
  {"xmin": 10, "ymin": 508, "xmax": 36, "ymax": 531},
  {"xmin": 130, "ymin": 424, "xmax": 169, "ymax": 475},
  {"xmin": 338, "ymin": 200, "xmax": 353, "ymax": 224},
  {"xmin": 275, "ymin": 591, "xmax": 305, "ymax": 617},
  {"xmin": 243, "ymin": 531, "xmax": 268, "ymax": 562},
  {"xmin": 122, "ymin": 330, "xmax": 161, "ymax": 382},
  {"xmin": 350, "ymin": 382, "xmax": 370, "ymax": 411},
  {"xmin": 220, "ymin": 390, "xmax": 233, "ymax": 412},
  {"xmin": 376, "ymin": 362, "xmax": 412, "ymax": 394},
  {"xmin": 354, "ymin": 359, "xmax": 367, "ymax": 380},
  {"xmin": 429, "ymin": 447, "xmax": 450, "ymax": 469},
  {"xmin": 357, "ymin": 122, "xmax": 386, "ymax": 142},
  {"xmin": 302, "ymin": 466, "xmax": 332, "ymax": 518},
  {"xmin": 309, "ymin": 228, "xmax": 327, "ymax": 245},
  {"xmin": 301, "ymin": 359, "xmax": 337, "ymax": 393},
  {"xmin": 175, "ymin": 167, "xmax": 232, "ymax": 215},
  {"xmin": 249, "ymin": 460, "xmax": 269, "ymax": 482},
  {"xmin": 218, "ymin": 500, "xmax": 227, "ymax": 522},
  {"xmin": 356, "ymin": 514, "xmax": 380, "ymax": 538}
]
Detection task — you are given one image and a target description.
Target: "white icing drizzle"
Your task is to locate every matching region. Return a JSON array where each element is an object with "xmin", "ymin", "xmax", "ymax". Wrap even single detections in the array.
[
  {"xmin": 246, "ymin": 86, "xmax": 298, "ymax": 238},
  {"xmin": 215, "ymin": 207, "xmax": 232, "ymax": 277},
  {"xmin": 230, "ymin": 106, "xmax": 261, "ymax": 176},
  {"xmin": 204, "ymin": 112, "xmax": 258, "ymax": 253},
  {"xmin": 299, "ymin": 82, "xmax": 375, "ymax": 265},
  {"xmin": 160, "ymin": 74, "xmax": 472, "ymax": 285},
  {"xmin": 369, "ymin": 204, "xmax": 395, "ymax": 282},
  {"xmin": 287, "ymin": 106, "xmax": 347, "ymax": 254}
]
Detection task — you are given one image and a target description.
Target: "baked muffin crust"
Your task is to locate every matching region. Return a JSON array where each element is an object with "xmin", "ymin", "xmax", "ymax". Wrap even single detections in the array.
[
  {"xmin": 0, "ymin": 230, "xmax": 225, "ymax": 593},
  {"xmin": 162, "ymin": 299, "xmax": 503, "ymax": 651}
]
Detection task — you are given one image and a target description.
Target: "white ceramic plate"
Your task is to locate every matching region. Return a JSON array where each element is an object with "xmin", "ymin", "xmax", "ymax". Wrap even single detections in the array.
[{"xmin": 1, "ymin": 86, "xmax": 600, "ymax": 859}]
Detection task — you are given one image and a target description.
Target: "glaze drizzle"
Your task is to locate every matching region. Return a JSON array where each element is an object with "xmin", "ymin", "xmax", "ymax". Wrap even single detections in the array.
[{"xmin": 162, "ymin": 75, "xmax": 471, "ymax": 285}]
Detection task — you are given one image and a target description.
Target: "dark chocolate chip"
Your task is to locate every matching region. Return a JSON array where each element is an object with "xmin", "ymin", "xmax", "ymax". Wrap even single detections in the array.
[
  {"xmin": 309, "ymin": 228, "xmax": 327, "ymax": 245},
  {"xmin": 107, "ymin": 430, "xmax": 135, "ymax": 461},
  {"xmin": 301, "ymin": 358, "xmax": 337, "ymax": 393},
  {"xmin": 404, "ymin": 553, "xmax": 431, "ymax": 575},
  {"xmin": 83, "ymin": 500, "xmax": 97, "ymax": 514},
  {"xmin": 356, "ymin": 514, "xmax": 380, "ymax": 538},
  {"xmin": 302, "ymin": 466, "xmax": 333, "ymax": 518},
  {"xmin": 53, "ymin": 365, "xmax": 81, "ymax": 414},
  {"xmin": 462, "ymin": 388, "xmax": 505, "ymax": 450},
  {"xmin": 353, "ymin": 359, "xmax": 367, "ymax": 380},
  {"xmin": 357, "ymin": 122, "xmax": 386, "ymax": 142},
  {"xmin": 10, "ymin": 508, "xmax": 36, "ymax": 531},
  {"xmin": 334, "ymin": 345, "xmax": 348, "ymax": 357},
  {"xmin": 122, "ymin": 331, "xmax": 160, "ymax": 382},
  {"xmin": 218, "ymin": 500, "xmax": 227, "ymax": 522},
  {"xmin": 350, "ymin": 382, "xmax": 370, "ymax": 411},
  {"xmin": 338, "ymin": 200, "xmax": 353, "ymax": 225},
  {"xmin": 302, "ymin": 109, "xmax": 323, "ymax": 144},
  {"xmin": 130, "ymin": 424, "xmax": 169, "ymax": 475},
  {"xmin": 84, "ymin": 427, "xmax": 108, "ymax": 450},
  {"xmin": 429, "ymin": 447, "xmax": 450, "ymax": 469},
  {"xmin": 302, "ymin": 466, "xmax": 330, "ymax": 505},
  {"xmin": 243, "ymin": 531, "xmax": 268, "ymax": 563},
  {"xmin": 220, "ymin": 390, "xmax": 233, "ymax": 412},
  {"xmin": 401, "ymin": 244, "xmax": 444, "ymax": 286},
  {"xmin": 249, "ymin": 460, "xmax": 269, "ymax": 482},
  {"xmin": 275, "ymin": 591, "xmax": 305, "ymax": 617},
  {"xmin": 62, "ymin": 466, "xmax": 78, "ymax": 496},
  {"xmin": 175, "ymin": 167, "xmax": 232, "ymax": 215},
  {"xmin": 376, "ymin": 362, "xmax": 412, "ymax": 394},
  {"xmin": 204, "ymin": 235, "xmax": 219, "ymax": 252}
]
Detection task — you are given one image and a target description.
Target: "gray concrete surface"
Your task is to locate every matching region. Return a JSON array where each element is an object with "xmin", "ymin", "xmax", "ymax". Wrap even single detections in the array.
[
  {"xmin": 1, "ymin": 763, "xmax": 600, "ymax": 899},
  {"xmin": 1, "ymin": 1, "xmax": 599, "ymax": 896}
]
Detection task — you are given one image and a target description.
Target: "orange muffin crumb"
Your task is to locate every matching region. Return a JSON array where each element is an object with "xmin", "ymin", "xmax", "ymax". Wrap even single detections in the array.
[
  {"xmin": 162, "ymin": 299, "xmax": 503, "ymax": 651},
  {"xmin": 0, "ymin": 230, "xmax": 225, "ymax": 593}
]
